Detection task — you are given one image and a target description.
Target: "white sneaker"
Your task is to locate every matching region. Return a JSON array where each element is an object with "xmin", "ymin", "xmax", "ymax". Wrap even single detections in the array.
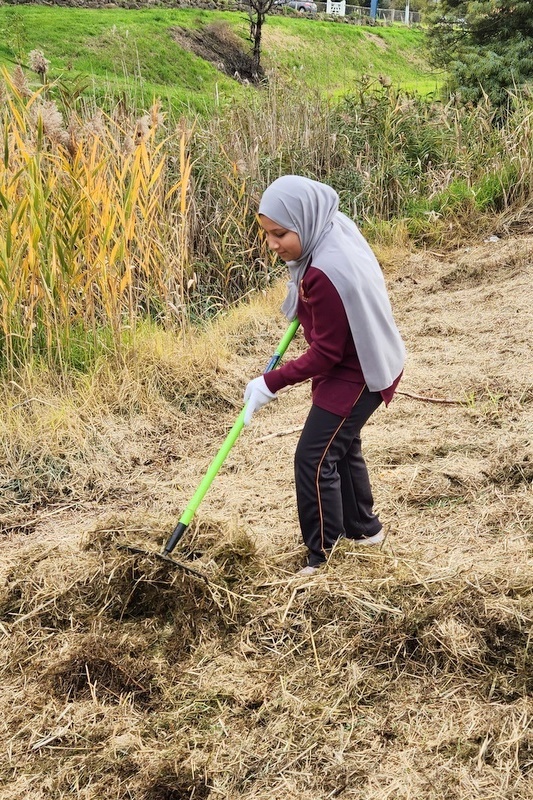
[
  {"xmin": 352, "ymin": 529, "xmax": 386, "ymax": 546},
  {"xmin": 296, "ymin": 565, "xmax": 320, "ymax": 576}
]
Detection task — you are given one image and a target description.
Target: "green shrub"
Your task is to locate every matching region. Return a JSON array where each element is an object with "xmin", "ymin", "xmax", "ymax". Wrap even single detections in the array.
[{"xmin": 474, "ymin": 165, "xmax": 519, "ymax": 212}]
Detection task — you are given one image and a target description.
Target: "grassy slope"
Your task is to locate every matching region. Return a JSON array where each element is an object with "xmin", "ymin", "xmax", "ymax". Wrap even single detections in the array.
[
  {"xmin": 0, "ymin": 5, "xmax": 439, "ymax": 111},
  {"xmin": 264, "ymin": 19, "xmax": 440, "ymax": 96},
  {"xmin": 0, "ymin": 7, "xmax": 246, "ymax": 112}
]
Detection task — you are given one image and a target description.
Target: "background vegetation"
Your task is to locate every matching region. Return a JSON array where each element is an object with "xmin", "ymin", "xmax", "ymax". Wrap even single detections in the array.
[
  {"xmin": 426, "ymin": 0, "xmax": 533, "ymax": 109},
  {"xmin": 1, "ymin": 3, "xmax": 532, "ymax": 379},
  {"xmin": 0, "ymin": 5, "xmax": 437, "ymax": 108}
]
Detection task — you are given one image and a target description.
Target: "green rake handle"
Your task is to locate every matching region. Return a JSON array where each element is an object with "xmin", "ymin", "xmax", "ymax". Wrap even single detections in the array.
[{"xmin": 162, "ymin": 318, "xmax": 300, "ymax": 557}]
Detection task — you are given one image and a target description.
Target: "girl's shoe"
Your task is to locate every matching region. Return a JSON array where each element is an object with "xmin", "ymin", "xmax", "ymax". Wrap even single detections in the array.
[
  {"xmin": 352, "ymin": 529, "xmax": 386, "ymax": 546},
  {"xmin": 296, "ymin": 565, "xmax": 321, "ymax": 576}
]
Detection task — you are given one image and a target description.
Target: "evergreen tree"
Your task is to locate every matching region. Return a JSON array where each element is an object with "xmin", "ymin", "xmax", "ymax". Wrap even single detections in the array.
[{"xmin": 427, "ymin": 0, "xmax": 533, "ymax": 108}]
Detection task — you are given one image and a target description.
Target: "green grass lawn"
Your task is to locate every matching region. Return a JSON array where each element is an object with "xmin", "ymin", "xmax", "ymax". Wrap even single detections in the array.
[
  {"xmin": 0, "ymin": 6, "xmax": 248, "ymax": 112},
  {"xmin": 264, "ymin": 18, "xmax": 441, "ymax": 97},
  {"xmin": 0, "ymin": 5, "xmax": 441, "ymax": 112}
]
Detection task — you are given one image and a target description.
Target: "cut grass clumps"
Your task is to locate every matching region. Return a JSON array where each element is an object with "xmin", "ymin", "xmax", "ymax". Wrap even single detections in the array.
[
  {"xmin": 484, "ymin": 444, "xmax": 533, "ymax": 490},
  {"xmin": 0, "ymin": 521, "xmax": 229, "ymax": 645},
  {"xmin": 46, "ymin": 634, "xmax": 160, "ymax": 708},
  {"xmin": 142, "ymin": 767, "xmax": 213, "ymax": 800},
  {"xmin": 1, "ymin": 437, "xmax": 532, "ymax": 796},
  {"xmin": 2, "ymin": 528, "xmax": 532, "ymax": 796}
]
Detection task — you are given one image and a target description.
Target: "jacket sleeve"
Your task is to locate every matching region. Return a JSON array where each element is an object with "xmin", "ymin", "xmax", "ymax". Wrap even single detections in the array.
[{"xmin": 264, "ymin": 267, "xmax": 351, "ymax": 394}]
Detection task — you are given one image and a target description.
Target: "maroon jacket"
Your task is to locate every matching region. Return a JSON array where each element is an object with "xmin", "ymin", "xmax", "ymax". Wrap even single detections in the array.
[{"xmin": 264, "ymin": 266, "xmax": 400, "ymax": 416}]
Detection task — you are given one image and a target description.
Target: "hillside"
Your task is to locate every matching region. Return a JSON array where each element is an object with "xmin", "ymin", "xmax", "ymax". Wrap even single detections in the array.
[
  {"xmin": 1, "ymin": 233, "xmax": 531, "ymax": 799},
  {"xmin": 0, "ymin": 5, "xmax": 439, "ymax": 110}
]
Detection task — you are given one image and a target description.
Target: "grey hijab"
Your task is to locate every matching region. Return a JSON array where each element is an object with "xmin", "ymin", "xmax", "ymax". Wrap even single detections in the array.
[{"xmin": 259, "ymin": 175, "xmax": 406, "ymax": 392}]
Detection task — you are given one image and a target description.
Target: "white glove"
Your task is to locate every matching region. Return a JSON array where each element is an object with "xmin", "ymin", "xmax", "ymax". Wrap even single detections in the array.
[{"xmin": 243, "ymin": 375, "xmax": 277, "ymax": 425}]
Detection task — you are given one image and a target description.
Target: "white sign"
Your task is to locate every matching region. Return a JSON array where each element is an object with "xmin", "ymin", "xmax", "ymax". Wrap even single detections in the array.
[{"xmin": 326, "ymin": 0, "xmax": 346, "ymax": 15}]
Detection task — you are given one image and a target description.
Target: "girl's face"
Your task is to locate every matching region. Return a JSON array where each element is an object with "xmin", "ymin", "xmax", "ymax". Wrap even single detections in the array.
[{"xmin": 259, "ymin": 215, "xmax": 302, "ymax": 262}]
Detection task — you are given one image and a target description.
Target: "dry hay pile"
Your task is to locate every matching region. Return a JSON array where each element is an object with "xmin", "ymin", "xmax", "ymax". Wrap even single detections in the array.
[{"xmin": 0, "ymin": 236, "xmax": 532, "ymax": 799}]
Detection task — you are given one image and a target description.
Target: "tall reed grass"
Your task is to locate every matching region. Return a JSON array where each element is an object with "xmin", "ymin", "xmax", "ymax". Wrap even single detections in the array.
[
  {"xmin": 1, "ymin": 70, "xmax": 195, "ymax": 374},
  {"xmin": 1, "ymin": 66, "xmax": 533, "ymax": 376}
]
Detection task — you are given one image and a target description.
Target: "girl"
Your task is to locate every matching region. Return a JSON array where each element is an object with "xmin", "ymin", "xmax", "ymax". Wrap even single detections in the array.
[{"xmin": 244, "ymin": 176, "xmax": 405, "ymax": 575}]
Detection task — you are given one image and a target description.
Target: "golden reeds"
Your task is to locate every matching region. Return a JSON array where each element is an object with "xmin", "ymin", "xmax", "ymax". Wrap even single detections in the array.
[{"xmin": 0, "ymin": 69, "xmax": 194, "ymax": 374}]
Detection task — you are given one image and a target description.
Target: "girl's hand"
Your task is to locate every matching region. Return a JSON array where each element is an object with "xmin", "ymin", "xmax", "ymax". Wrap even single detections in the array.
[{"xmin": 243, "ymin": 376, "xmax": 277, "ymax": 425}]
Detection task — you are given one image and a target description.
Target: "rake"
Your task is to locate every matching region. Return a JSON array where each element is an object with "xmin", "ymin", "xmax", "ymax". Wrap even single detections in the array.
[{"xmin": 122, "ymin": 319, "xmax": 300, "ymax": 579}]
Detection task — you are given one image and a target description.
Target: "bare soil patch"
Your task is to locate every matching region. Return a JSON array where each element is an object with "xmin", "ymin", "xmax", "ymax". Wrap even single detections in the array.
[
  {"xmin": 1, "ymin": 235, "xmax": 532, "ymax": 798},
  {"xmin": 171, "ymin": 22, "xmax": 264, "ymax": 83}
]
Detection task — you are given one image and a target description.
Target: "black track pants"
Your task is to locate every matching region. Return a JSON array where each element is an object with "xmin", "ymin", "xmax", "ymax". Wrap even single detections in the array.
[{"xmin": 294, "ymin": 387, "xmax": 383, "ymax": 567}]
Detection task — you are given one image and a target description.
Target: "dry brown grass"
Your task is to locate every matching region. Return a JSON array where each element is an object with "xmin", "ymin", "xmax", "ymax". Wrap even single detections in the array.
[{"xmin": 0, "ymin": 237, "xmax": 532, "ymax": 799}]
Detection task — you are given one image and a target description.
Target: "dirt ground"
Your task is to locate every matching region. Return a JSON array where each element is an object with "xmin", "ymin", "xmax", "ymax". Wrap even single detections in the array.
[
  {"xmin": 171, "ymin": 22, "xmax": 264, "ymax": 83},
  {"xmin": 0, "ymin": 234, "xmax": 532, "ymax": 799}
]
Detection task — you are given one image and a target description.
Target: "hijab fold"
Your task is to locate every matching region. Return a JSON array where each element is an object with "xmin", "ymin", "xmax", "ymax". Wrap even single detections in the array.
[{"xmin": 259, "ymin": 175, "xmax": 406, "ymax": 392}]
